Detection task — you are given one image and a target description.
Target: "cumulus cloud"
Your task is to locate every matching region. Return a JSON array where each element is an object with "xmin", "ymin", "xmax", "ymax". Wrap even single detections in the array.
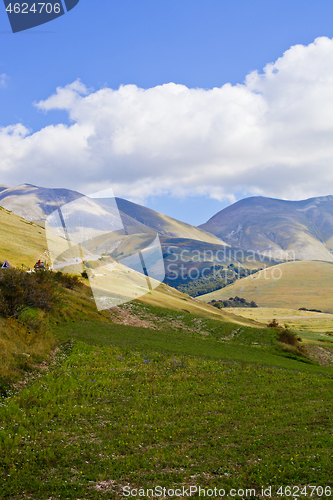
[{"xmin": 1, "ymin": 37, "xmax": 333, "ymax": 203}]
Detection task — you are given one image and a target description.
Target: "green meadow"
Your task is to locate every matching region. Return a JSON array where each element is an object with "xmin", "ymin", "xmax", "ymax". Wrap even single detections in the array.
[{"xmin": 1, "ymin": 291, "xmax": 333, "ymax": 499}]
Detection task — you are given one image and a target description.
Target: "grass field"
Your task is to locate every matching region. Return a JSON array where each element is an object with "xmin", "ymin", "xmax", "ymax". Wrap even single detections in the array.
[
  {"xmin": 200, "ymin": 260, "xmax": 333, "ymax": 313},
  {"xmin": 1, "ymin": 295, "xmax": 333, "ymax": 499},
  {"xmin": 222, "ymin": 307, "xmax": 333, "ymax": 342},
  {"xmin": 0, "ymin": 206, "xmax": 48, "ymax": 268}
]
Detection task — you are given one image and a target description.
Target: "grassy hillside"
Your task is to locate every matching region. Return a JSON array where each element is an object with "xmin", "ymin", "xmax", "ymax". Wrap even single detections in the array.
[
  {"xmin": 0, "ymin": 206, "xmax": 48, "ymax": 268},
  {"xmin": 200, "ymin": 260, "xmax": 333, "ymax": 313},
  {"xmin": 220, "ymin": 307, "xmax": 333, "ymax": 341},
  {"xmin": 138, "ymin": 284, "xmax": 261, "ymax": 326},
  {"xmin": 1, "ymin": 299, "xmax": 333, "ymax": 498},
  {"xmin": 0, "ymin": 269, "xmax": 262, "ymax": 394}
]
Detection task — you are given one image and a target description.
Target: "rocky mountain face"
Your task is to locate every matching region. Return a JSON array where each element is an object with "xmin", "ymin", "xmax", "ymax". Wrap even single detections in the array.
[{"xmin": 199, "ymin": 195, "xmax": 333, "ymax": 262}]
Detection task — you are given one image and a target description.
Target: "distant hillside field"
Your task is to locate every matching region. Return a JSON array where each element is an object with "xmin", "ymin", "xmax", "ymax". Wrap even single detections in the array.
[{"xmin": 200, "ymin": 260, "xmax": 333, "ymax": 313}]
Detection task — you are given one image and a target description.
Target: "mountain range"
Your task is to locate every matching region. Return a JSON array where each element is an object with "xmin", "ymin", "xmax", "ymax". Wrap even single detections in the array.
[
  {"xmin": 1, "ymin": 184, "xmax": 333, "ymax": 265},
  {"xmin": 0, "ymin": 184, "xmax": 225, "ymax": 244}
]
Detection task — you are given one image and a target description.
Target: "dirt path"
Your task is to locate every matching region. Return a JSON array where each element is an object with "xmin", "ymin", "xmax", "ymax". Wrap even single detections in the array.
[{"xmin": 306, "ymin": 345, "xmax": 333, "ymax": 366}]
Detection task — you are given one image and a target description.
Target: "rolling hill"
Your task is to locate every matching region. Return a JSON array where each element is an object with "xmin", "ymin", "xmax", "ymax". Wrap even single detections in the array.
[
  {"xmin": 0, "ymin": 205, "xmax": 48, "ymax": 268},
  {"xmin": 200, "ymin": 260, "xmax": 333, "ymax": 313},
  {"xmin": 199, "ymin": 195, "xmax": 333, "ymax": 262},
  {"xmin": 0, "ymin": 193, "xmax": 259, "ymax": 327}
]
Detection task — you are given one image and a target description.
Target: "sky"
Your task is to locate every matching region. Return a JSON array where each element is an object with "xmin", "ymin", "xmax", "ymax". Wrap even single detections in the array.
[{"xmin": 1, "ymin": 0, "xmax": 333, "ymax": 225}]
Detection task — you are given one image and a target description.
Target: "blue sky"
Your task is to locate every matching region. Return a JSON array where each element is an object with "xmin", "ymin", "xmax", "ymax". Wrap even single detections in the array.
[{"xmin": 1, "ymin": 0, "xmax": 333, "ymax": 224}]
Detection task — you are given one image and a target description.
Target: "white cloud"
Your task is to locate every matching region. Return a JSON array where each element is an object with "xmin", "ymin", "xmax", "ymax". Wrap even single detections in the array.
[
  {"xmin": 1, "ymin": 37, "xmax": 333, "ymax": 203},
  {"xmin": 0, "ymin": 74, "xmax": 8, "ymax": 88}
]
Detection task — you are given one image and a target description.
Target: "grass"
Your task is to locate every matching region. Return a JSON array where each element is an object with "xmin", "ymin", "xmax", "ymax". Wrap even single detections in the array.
[
  {"xmin": 51, "ymin": 303, "xmax": 321, "ymax": 371},
  {"xmin": 219, "ymin": 307, "xmax": 333, "ymax": 344},
  {"xmin": 200, "ymin": 260, "xmax": 333, "ymax": 313},
  {"xmin": 1, "ymin": 336, "xmax": 333, "ymax": 499},
  {"xmin": 0, "ymin": 313, "xmax": 55, "ymax": 396},
  {"xmin": 0, "ymin": 273, "xmax": 259, "ymax": 399},
  {"xmin": 0, "ymin": 206, "xmax": 49, "ymax": 268},
  {"xmin": 1, "ymin": 276, "xmax": 333, "ymax": 498}
]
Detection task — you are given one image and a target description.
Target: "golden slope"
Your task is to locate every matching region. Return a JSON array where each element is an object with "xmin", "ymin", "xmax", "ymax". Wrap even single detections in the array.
[
  {"xmin": 200, "ymin": 260, "xmax": 333, "ymax": 313},
  {"xmin": 0, "ymin": 206, "xmax": 48, "ymax": 268}
]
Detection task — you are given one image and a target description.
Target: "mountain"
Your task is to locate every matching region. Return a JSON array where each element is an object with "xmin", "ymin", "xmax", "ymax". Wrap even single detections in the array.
[
  {"xmin": 0, "ymin": 184, "xmax": 82, "ymax": 222},
  {"xmin": 1, "ymin": 184, "xmax": 255, "ymax": 291},
  {"xmin": 0, "ymin": 194, "xmax": 258, "ymax": 328},
  {"xmin": 199, "ymin": 195, "xmax": 333, "ymax": 262},
  {"xmin": 115, "ymin": 198, "xmax": 226, "ymax": 245},
  {"xmin": 200, "ymin": 260, "xmax": 333, "ymax": 314},
  {"xmin": 0, "ymin": 184, "xmax": 227, "ymax": 246}
]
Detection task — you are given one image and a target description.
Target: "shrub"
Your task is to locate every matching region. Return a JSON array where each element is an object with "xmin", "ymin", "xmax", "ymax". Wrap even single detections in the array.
[
  {"xmin": 212, "ymin": 302, "xmax": 222, "ymax": 309},
  {"xmin": 277, "ymin": 329, "xmax": 299, "ymax": 347},
  {"xmin": 53, "ymin": 271, "xmax": 83, "ymax": 290},
  {"xmin": 0, "ymin": 268, "xmax": 58, "ymax": 317},
  {"xmin": 209, "ymin": 297, "xmax": 258, "ymax": 308},
  {"xmin": 276, "ymin": 328, "xmax": 308, "ymax": 358},
  {"xmin": 267, "ymin": 318, "xmax": 279, "ymax": 328}
]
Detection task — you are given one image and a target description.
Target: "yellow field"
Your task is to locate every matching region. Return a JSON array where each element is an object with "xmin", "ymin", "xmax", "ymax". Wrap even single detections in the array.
[
  {"xmin": 200, "ymin": 260, "xmax": 333, "ymax": 313},
  {"xmin": 222, "ymin": 306, "xmax": 333, "ymax": 343},
  {"xmin": 0, "ymin": 206, "xmax": 48, "ymax": 268}
]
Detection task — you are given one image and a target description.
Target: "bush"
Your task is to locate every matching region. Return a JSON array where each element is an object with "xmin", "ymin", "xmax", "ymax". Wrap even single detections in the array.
[
  {"xmin": 276, "ymin": 328, "xmax": 308, "ymax": 358},
  {"xmin": 267, "ymin": 318, "xmax": 279, "ymax": 328},
  {"xmin": 209, "ymin": 297, "xmax": 258, "ymax": 308},
  {"xmin": 53, "ymin": 271, "xmax": 83, "ymax": 290},
  {"xmin": 0, "ymin": 268, "xmax": 58, "ymax": 317},
  {"xmin": 277, "ymin": 329, "xmax": 299, "ymax": 347}
]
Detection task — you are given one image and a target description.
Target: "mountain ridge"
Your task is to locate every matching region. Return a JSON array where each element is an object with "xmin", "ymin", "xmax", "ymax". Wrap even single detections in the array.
[
  {"xmin": 199, "ymin": 195, "xmax": 333, "ymax": 262},
  {"xmin": 0, "ymin": 184, "xmax": 227, "ymax": 247}
]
